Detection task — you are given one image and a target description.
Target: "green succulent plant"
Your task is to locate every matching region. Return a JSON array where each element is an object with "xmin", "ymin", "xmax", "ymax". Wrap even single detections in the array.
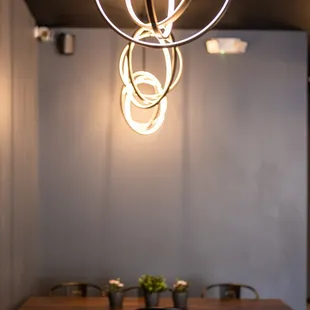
[{"xmin": 139, "ymin": 274, "xmax": 167, "ymax": 293}]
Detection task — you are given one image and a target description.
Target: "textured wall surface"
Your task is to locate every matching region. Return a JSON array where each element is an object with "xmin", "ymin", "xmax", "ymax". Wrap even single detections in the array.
[
  {"xmin": 0, "ymin": 0, "xmax": 39, "ymax": 309},
  {"xmin": 0, "ymin": 0, "xmax": 13, "ymax": 307},
  {"xmin": 39, "ymin": 30, "xmax": 307, "ymax": 310}
]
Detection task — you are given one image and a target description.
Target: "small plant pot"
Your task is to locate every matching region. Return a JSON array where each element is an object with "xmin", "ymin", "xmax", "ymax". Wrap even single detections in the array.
[
  {"xmin": 144, "ymin": 292, "xmax": 160, "ymax": 308},
  {"xmin": 108, "ymin": 291, "xmax": 124, "ymax": 309},
  {"xmin": 173, "ymin": 292, "xmax": 188, "ymax": 309}
]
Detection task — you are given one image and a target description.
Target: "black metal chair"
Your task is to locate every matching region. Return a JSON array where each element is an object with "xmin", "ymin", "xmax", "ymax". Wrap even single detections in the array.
[
  {"xmin": 202, "ymin": 283, "xmax": 259, "ymax": 300},
  {"xmin": 122, "ymin": 286, "xmax": 140, "ymax": 293},
  {"xmin": 122, "ymin": 286, "xmax": 143, "ymax": 297},
  {"xmin": 49, "ymin": 282, "xmax": 104, "ymax": 297}
]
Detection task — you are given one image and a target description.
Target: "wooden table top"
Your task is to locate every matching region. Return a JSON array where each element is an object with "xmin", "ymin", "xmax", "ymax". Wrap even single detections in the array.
[{"xmin": 19, "ymin": 297, "xmax": 293, "ymax": 310}]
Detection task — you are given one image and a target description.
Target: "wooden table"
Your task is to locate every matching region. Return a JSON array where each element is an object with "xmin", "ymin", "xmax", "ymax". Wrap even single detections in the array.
[{"xmin": 19, "ymin": 297, "xmax": 293, "ymax": 310}]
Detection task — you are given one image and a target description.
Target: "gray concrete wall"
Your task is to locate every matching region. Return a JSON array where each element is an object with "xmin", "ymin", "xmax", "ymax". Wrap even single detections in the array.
[
  {"xmin": 39, "ymin": 29, "xmax": 307, "ymax": 310},
  {"xmin": 0, "ymin": 0, "xmax": 39, "ymax": 309}
]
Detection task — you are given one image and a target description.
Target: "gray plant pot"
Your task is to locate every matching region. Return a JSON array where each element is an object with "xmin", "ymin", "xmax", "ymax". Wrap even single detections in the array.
[
  {"xmin": 173, "ymin": 292, "xmax": 188, "ymax": 309},
  {"xmin": 108, "ymin": 291, "xmax": 124, "ymax": 309},
  {"xmin": 144, "ymin": 292, "xmax": 160, "ymax": 308}
]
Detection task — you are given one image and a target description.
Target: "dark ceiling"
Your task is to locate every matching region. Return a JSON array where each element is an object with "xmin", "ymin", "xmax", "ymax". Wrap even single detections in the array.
[
  {"xmin": 25, "ymin": 0, "xmax": 310, "ymax": 75},
  {"xmin": 25, "ymin": 0, "xmax": 310, "ymax": 32}
]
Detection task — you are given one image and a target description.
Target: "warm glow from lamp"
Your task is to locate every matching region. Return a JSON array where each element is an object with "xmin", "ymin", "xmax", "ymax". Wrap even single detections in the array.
[
  {"xmin": 95, "ymin": 0, "xmax": 232, "ymax": 48},
  {"xmin": 94, "ymin": 0, "xmax": 233, "ymax": 134},
  {"xmin": 119, "ymin": 28, "xmax": 183, "ymax": 135}
]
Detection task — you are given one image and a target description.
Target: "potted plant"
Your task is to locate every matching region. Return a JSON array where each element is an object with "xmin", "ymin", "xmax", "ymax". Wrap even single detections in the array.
[
  {"xmin": 107, "ymin": 278, "xmax": 124, "ymax": 309},
  {"xmin": 172, "ymin": 279, "xmax": 189, "ymax": 309},
  {"xmin": 139, "ymin": 274, "xmax": 167, "ymax": 308}
]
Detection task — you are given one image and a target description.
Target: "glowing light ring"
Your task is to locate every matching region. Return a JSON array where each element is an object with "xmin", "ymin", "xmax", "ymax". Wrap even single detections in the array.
[
  {"xmin": 119, "ymin": 36, "xmax": 183, "ymax": 96},
  {"xmin": 121, "ymin": 70, "xmax": 165, "ymax": 109},
  {"xmin": 127, "ymin": 28, "xmax": 175, "ymax": 106},
  {"xmin": 121, "ymin": 73, "xmax": 168, "ymax": 135},
  {"xmin": 95, "ymin": 0, "xmax": 232, "ymax": 48},
  {"xmin": 127, "ymin": 46, "xmax": 182, "ymax": 108},
  {"xmin": 119, "ymin": 28, "xmax": 183, "ymax": 134},
  {"xmin": 124, "ymin": 0, "xmax": 191, "ymax": 35},
  {"xmin": 144, "ymin": 0, "xmax": 175, "ymax": 39},
  {"xmin": 128, "ymin": 29, "xmax": 176, "ymax": 107},
  {"xmin": 119, "ymin": 28, "xmax": 183, "ymax": 109}
]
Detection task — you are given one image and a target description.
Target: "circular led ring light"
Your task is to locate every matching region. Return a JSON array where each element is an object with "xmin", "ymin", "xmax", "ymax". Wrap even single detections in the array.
[
  {"xmin": 121, "ymin": 70, "xmax": 165, "ymax": 110},
  {"xmin": 119, "ymin": 33, "xmax": 183, "ymax": 93},
  {"xmin": 121, "ymin": 73, "xmax": 168, "ymax": 135},
  {"xmin": 122, "ymin": 71, "xmax": 167, "ymax": 109},
  {"xmin": 126, "ymin": 46, "xmax": 182, "ymax": 108},
  {"xmin": 124, "ymin": 0, "xmax": 191, "ymax": 35},
  {"xmin": 119, "ymin": 47, "xmax": 165, "ymax": 109},
  {"xmin": 144, "ymin": 0, "xmax": 175, "ymax": 39},
  {"xmin": 127, "ymin": 29, "xmax": 177, "ymax": 107},
  {"xmin": 95, "ymin": 0, "xmax": 232, "ymax": 48},
  {"xmin": 127, "ymin": 28, "xmax": 175, "ymax": 106},
  {"xmin": 119, "ymin": 46, "xmax": 182, "ymax": 110},
  {"xmin": 119, "ymin": 28, "xmax": 183, "ymax": 109}
]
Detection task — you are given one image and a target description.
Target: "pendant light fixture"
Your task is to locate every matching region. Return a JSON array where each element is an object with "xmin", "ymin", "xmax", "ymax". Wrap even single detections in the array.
[
  {"xmin": 95, "ymin": 0, "xmax": 232, "ymax": 134},
  {"xmin": 95, "ymin": 0, "xmax": 232, "ymax": 48},
  {"xmin": 119, "ymin": 28, "xmax": 183, "ymax": 135}
]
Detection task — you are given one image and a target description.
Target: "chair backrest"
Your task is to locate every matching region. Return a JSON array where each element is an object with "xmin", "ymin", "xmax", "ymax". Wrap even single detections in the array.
[
  {"xmin": 122, "ymin": 286, "xmax": 144, "ymax": 297},
  {"xmin": 203, "ymin": 283, "xmax": 259, "ymax": 300},
  {"xmin": 49, "ymin": 282, "xmax": 104, "ymax": 297}
]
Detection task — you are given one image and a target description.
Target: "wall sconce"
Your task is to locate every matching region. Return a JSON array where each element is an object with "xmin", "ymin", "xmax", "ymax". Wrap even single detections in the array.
[{"xmin": 206, "ymin": 38, "xmax": 248, "ymax": 54}]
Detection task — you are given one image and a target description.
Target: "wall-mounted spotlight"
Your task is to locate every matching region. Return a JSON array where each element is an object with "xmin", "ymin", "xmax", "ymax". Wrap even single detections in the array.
[
  {"xmin": 56, "ymin": 33, "xmax": 76, "ymax": 56},
  {"xmin": 34, "ymin": 27, "xmax": 75, "ymax": 56},
  {"xmin": 34, "ymin": 26, "xmax": 54, "ymax": 42}
]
